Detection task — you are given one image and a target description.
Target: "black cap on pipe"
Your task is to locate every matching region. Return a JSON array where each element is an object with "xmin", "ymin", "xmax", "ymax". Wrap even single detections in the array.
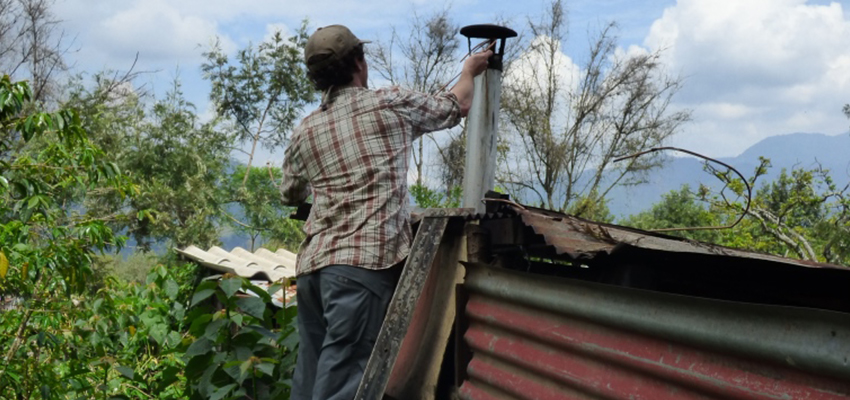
[
  {"xmin": 460, "ymin": 24, "xmax": 517, "ymax": 40},
  {"xmin": 460, "ymin": 24, "xmax": 517, "ymax": 71}
]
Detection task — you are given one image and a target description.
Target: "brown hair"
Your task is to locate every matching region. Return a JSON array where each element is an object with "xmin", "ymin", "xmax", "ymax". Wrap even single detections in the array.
[{"xmin": 307, "ymin": 44, "xmax": 365, "ymax": 91}]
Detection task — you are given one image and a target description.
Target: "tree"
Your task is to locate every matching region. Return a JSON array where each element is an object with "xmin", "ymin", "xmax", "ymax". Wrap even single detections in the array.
[
  {"xmin": 0, "ymin": 75, "xmax": 138, "ymax": 397},
  {"xmin": 565, "ymin": 190, "xmax": 615, "ymax": 223},
  {"xmin": 0, "ymin": 75, "xmax": 131, "ymax": 295},
  {"xmin": 701, "ymin": 158, "xmax": 850, "ymax": 265},
  {"xmin": 225, "ymin": 165, "xmax": 304, "ymax": 251},
  {"xmin": 622, "ymin": 161, "xmax": 850, "ymax": 267},
  {"xmin": 125, "ymin": 82, "xmax": 233, "ymax": 249},
  {"xmin": 499, "ymin": 0, "xmax": 690, "ymax": 215},
  {"xmin": 202, "ymin": 23, "xmax": 315, "ymax": 187},
  {"xmin": 0, "ymin": 0, "xmax": 71, "ymax": 103},
  {"xmin": 621, "ymin": 185, "xmax": 724, "ymax": 243},
  {"xmin": 368, "ymin": 8, "xmax": 464, "ymax": 190},
  {"xmin": 69, "ymin": 76, "xmax": 233, "ymax": 250},
  {"xmin": 748, "ymin": 166, "xmax": 848, "ymax": 264}
]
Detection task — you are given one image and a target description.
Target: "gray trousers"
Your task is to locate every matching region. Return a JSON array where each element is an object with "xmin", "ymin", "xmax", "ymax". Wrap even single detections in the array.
[{"xmin": 292, "ymin": 264, "xmax": 400, "ymax": 400}]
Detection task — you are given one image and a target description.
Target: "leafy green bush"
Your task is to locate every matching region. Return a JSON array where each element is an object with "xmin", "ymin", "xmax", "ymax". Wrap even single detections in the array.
[
  {"xmin": 61, "ymin": 265, "xmax": 193, "ymax": 399},
  {"xmin": 0, "ymin": 74, "xmax": 135, "ymax": 398},
  {"xmin": 0, "ymin": 74, "xmax": 301, "ymax": 400},
  {"xmin": 0, "ymin": 261, "xmax": 195, "ymax": 399},
  {"xmin": 95, "ymin": 251, "xmax": 161, "ymax": 284},
  {"xmin": 0, "ymin": 76, "xmax": 193, "ymax": 399},
  {"xmin": 183, "ymin": 274, "xmax": 298, "ymax": 400},
  {"xmin": 410, "ymin": 184, "xmax": 462, "ymax": 208}
]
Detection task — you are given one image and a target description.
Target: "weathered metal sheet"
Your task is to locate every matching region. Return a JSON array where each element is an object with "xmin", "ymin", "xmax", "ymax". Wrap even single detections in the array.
[
  {"xmin": 355, "ymin": 216, "xmax": 449, "ymax": 400},
  {"xmin": 462, "ymin": 69, "xmax": 503, "ymax": 214},
  {"xmin": 409, "ymin": 207, "xmax": 480, "ymax": 224},
  {"xmin": 501, "ymin": 204, "xmax": 848, "ymax": 271},
  {"xmin": 457, "ymin": 264, "xmax": 850, "ymax": 400},
  {"xmin": 384, "ymin": 220, "xmax": 465, "ymax": 400}
]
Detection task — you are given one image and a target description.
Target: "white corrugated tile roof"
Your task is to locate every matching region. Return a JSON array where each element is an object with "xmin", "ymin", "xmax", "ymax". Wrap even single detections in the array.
[{"xmin": 177, "ymin": 245, "xmax": 297, "ymax": 282}]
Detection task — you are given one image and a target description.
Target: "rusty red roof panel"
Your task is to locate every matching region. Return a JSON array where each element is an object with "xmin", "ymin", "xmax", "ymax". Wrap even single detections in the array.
[{"xmin": 458, "ymin": 264, "xmax": 850, "ymax": 400}]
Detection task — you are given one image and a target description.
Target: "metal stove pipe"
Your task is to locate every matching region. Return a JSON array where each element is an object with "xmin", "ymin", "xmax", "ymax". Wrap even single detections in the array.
[{"xmin": 460, "ymin": 24, "xmax": 516, "ymax": 213}]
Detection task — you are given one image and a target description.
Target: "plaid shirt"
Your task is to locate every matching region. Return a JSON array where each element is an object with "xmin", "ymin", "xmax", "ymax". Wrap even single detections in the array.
[{"xmin": 280, "ymin": 86, "xmax": 462, "ymax": 276}]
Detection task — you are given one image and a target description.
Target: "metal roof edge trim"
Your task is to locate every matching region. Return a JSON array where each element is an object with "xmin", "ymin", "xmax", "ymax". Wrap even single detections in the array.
[
  {"xmin": 464, "ymin": 263, "xmax": 850, "ymax": 382},
  {"xmin": 410, "ymin": 207, "xmax": 478, "ymax": 224},
  {"xmin": 508, "ymin": 205, "xmax": 849, "ymax": 271}
]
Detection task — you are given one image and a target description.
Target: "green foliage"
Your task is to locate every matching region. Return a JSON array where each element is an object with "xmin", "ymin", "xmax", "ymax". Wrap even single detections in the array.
[
  {"xmin": 125, "ymin": 83, "xmax": 232, "ymax": 249},
  {"xmin": 184, "ymin": 275, "xmax": 298, "ymax": 400},
  {"xmin": 0, "ymin": 74, "xmax": 133, "ymax": 296},
  {"xmin": 0, "ymin": 76, "xmax": 196, "ymax": 399},
  {"xmin": 704, "ymin": 158, "xmax": 849, "ymax": 264},
  {"xmin": 564, "ymin": 191, "xmax": 615, "ymax": 223},
  {"xmin": 746, "ymin": 164, "xmax": 850, "ymax": 264},
  {"xmin": 410, "ymin": 184, "xmax": 462, "ymax": 208},
  {"xmin": 226, "ymin": 165, "xmax": 304, "ymax": 251},
  {"xmin": 202, "ymin": 21, "xmax": 316, "ymax": 186},
  {"xmin": 621, "ymin": 185, "xmax": 723, "ymax": 243},
  {"xmin": 95, "ymin": 251, "xmax": 161, "ymax": 283},
  {"xmin": 628, "ymin": 160, "xmax": 850, "ymax": 266},
  {"xmin": 69, "ymin": 72, "xmax": 309, "ymax": 253},
  {"xmin": 62, "ymin": 265, "xmax": 193, "ymax": 399},
  {"xmin": 1, "ymin": 18, "xmax": 313, "ymax": 397},
  {"xmin": 68, "ymin": 76, "xmax": 234, "ymax": 250},
  {"xmin": 0, "ymin": 263, "xmax": 195, "ymax": 399}
]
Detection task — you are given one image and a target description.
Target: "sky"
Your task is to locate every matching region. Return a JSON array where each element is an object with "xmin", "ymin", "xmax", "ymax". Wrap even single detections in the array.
[{"xmin": 52, "ymin": 0, "xmax": 850, "ymax": 163}]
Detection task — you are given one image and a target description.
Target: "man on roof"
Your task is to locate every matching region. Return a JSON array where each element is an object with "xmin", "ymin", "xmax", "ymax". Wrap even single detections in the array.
[{"xmin": 279, "ymin": 24, "xmax": 491, "ymax": 400}]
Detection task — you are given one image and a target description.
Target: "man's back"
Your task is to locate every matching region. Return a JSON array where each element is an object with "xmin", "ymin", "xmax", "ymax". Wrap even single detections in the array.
[{"xmin": 281, "ymin": 86, "xmax": 461, "ymax": 276}]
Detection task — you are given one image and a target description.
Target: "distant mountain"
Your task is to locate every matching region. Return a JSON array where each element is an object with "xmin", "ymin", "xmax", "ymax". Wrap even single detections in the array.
[{"xmin": 607, "ymin": 132, "xmax": 850, "ymax": 219}]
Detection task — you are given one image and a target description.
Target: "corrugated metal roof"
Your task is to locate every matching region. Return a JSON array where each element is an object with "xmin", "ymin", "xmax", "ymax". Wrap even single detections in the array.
[
  {"xmin": 176, "ymin": 245, "xmax": 297, "ymax": 282},
  {"xmin": 458, "ymin": 263, "xmax": 850, "ymax": 400},
  {"xmin": 498, "ymin": 203, "xmax": 848, "ymax": 271}
]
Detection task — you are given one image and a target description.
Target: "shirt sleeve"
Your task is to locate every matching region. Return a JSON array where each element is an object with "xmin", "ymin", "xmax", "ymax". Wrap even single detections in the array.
[
  {"xmin": 280, "ymin": 139, "xmax": 311, "ymax": 206},
  {"xmin": 386, "ymin": 87, "xmax": 462, "ymax": 139}
]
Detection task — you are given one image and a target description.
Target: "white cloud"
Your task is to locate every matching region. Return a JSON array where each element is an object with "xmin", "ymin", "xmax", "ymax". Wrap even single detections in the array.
[
  {"xmin": 94, "ymin": 0, "xmax": 225, "ymax": 63},
  {"xmin": 503, "ymin": 34, "xmax": 581, "ymax": 103},
  {"xmin": 53, "ymin": 0, "xmax": 239, "ymax": 76},
  {"xmin": 140, "ymin": 0, "xmax": 413, "ymax": 33},
  {"xmin": 645, "ymin": 0, "xmax": 850, "ymax": 156},
  {"xmin": 700, "ymin": 103, "xmax": 759, "ymax": 120},
  {"xmin": 53, "ymin": 0, "xmax": 432, "ymax": 78},
  {"xmin": 648, "ymin": 0, "xmax": 849, "ymax": 96},
  {"xmin": 616, "ymin": 44, "xmax": 651, "ymax": 60},
  {"xmin": 825, "ymin": 54, "xmax": 850, "ymax": 89}
]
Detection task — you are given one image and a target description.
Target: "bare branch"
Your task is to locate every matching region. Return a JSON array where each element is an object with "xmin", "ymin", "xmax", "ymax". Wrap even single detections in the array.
[
  {"xmin": 500, "ymin": 0, "xmax": 691, "ymax": 213},
  {"xmin": 366, "ymin": 7, "xmax": 462, "ymax": 187}
]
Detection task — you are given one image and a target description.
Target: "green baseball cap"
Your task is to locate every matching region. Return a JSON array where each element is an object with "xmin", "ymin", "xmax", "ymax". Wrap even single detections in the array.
[{"xmin": 304, "ymin": 25, "xmax": 370, "ymax": 72}]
